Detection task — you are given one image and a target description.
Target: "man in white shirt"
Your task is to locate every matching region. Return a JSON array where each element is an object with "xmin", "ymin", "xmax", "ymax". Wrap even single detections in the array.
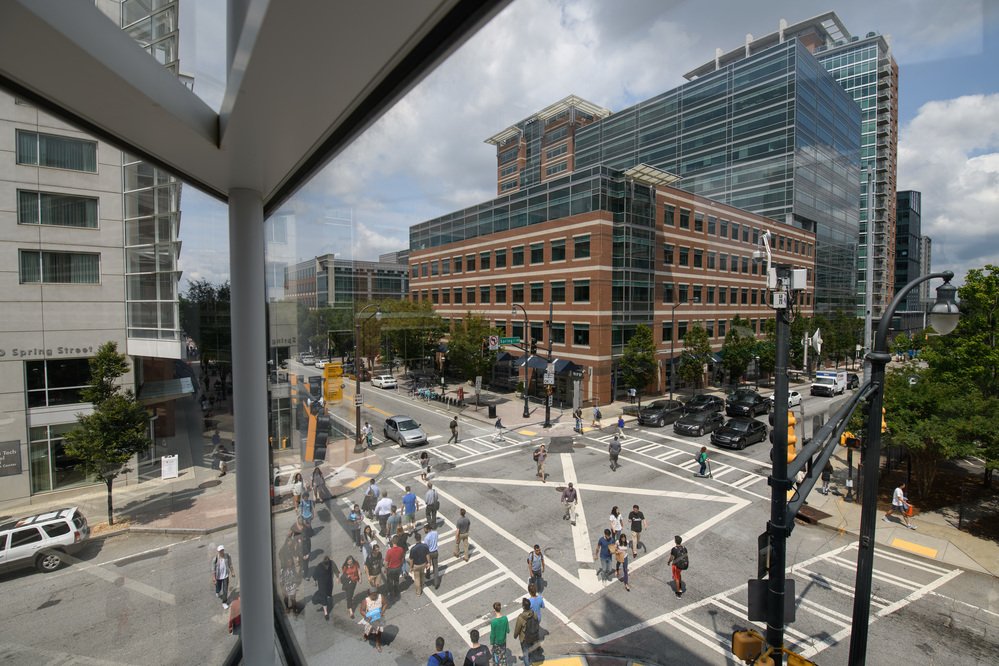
[
  {"xmin": 424, "ymin": 482, "xmax": 439, "ymax": 526},
  {"xmin": 374, "ymin": 494, "xmax": 393, "ymax": 536},
  {"xmin": 883, "ymin": 482, "xmax": 916, "ymax": 529},
  {"xmin": 212, "ymin": 544, "xmax": 234, "ymax": 609}
]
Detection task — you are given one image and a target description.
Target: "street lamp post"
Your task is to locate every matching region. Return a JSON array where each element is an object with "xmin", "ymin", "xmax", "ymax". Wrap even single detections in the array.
[
  {"xmin": 669, "ymin": 301, "xmax": 682, "ymax": 401},
  {"xmin": 512, "ymin": 304, "xmax": 530, "ymax": 418},
  {"xmin": 354, "ymin": 303, "xmax": 382, "ymax": 453},
  {"xmin": 847, "ymin": 271, "xmax": 959, "ymax": 665}
]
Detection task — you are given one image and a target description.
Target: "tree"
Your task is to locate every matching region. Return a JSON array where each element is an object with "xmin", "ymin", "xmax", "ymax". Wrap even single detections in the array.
[
  {"xmin": 721, "ymin": 316, "xmax": 757, "ymax": 385},
  {"xmin": 445, "ymin": 313, "xmax": 497, "ymax": 382},
  {"xmin": 180, "ymin": 279, "xmax": 231, "ymax": 385},
  {"xmin": 891, "ymin": 332, "xmax": 912, "ymax": 359},
  {"xmin": 380, "ymin": 300, "xmax": 446, "ymax": 372},
  {"xmin": 678, "ymin": 324, "xmax": 711, "ymax": 392},
  {"xmin": 620, "ymin": 324, "xmax": 657, "ymax": 404},
  {"xmin": 64, "ymin": 342, "xmax": 152, "ymax": 526}
]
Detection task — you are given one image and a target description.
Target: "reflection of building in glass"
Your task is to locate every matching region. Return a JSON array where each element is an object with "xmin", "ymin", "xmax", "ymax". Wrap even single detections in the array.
[
  {"xmin": 285, "ymin": 255, "xmax": 409, "ymax": 309},
  {"xmin": 410, "ymin": 166, "xmax": 815, "ymax": 404}
]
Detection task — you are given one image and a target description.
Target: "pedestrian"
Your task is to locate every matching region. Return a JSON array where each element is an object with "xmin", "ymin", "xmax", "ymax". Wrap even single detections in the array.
[
  {"xmin": 340, "ymin": 555, "xmax": 361, "ymax": 618},
  {"xmin": 493, "ymin": 417, "xmax": 505, "ymax": 442},
  {"xmin": 212, "ymin": 544, "xmax": 234, "ymax": 609},
  {"xmin": 226, "ymin": 592, "xmax": 241, "ymax": 634},
  {"xmin": 213, "ymin": 441, "xmax": 229, "ymax": 477},
  {"xmin": 560, "ymin": 482, "xmax": 578, "ymax": 525},
  {"xmin": 387, "ymin": 504, "xmax": 402, "ymax": 538},
  {"xmin": 527, "ymin": 544, "xmax": 545, "ymax": 591},
  {"xmin": 394, "ymin": 526, "xmax": 411, "ymax": 580},
  {"xmin": 280, "ymin": 554, "xmax": 302, "ymax": 615},
  {"xmin": 424, "ymin": 522, "xmax": 440, "ymax": 589},
  {"xmin": 384, "ymin": 536, "xmax": 405, "ymax": 604},
  {"xmin": 365, "ymin": 421, "xmax": 374, "ymax": 449},
  {"xmin": 402, "ymin": 486, "xmax": 418, "ymax": 532},
  {"xmin": 617, "ymin": 414, "xmax": 625, "ymax": 437},
  {"xmin": 291, "ymin": 472, "xmax": 304, "ymax": 511},
  {"xmin": 349, "ymin": 503, "xmax": 364, "ymax": 546},
  {"xmin": 428, "ymin": 636, "xmax": 455, "ymax": 666},
  {"xmin": 820, "ymin": 460, "xmax": 834, "ymax": 495},
  {"xmin": 609, "ymin": 506, "xmax": 623, "ymax": 541},
  {"xmin": 533, "ymin": 444, "xmax": 547, "ymax": 483},
  {"xmin": 359, "ymin": 525, "xmax": 375, "ymax": 565},
  {"xmin": 884, "ymin": 482, "xmax": 916, "ymax": 529},
  {"xmin": 463, "ymin": 629, "xmax": 492, "ymax": 666},
  {"xmin": 591, "ymin": 404, "xmax": 602, "ymax": 428},
  {"xmin": 489, "ymin": 601, "xmax": 509, "ymax": 666},
  {"xmin": 608, "ymin": 436, "xmax": 622, "ymax": 471},
  {"xmin": 212, "ymin": 428, "xmax": 221, "ymax": 449},
  {"xmin": 365, "ymin": 544, "xmax": 384, "ymax": 591},
  {"xmin": 407, "ymin": 532, "xmax": 430, "ymax": 596},
  {"xmin": 420, "ymin": 450, "xmax": 431, "ymax": 481},
  {"xmin": 425, "ymin": 482, "xmax": 440, "ymax": 526},
  {"xmin": 375, "ymin": 493, "xmax": 393, "ymax": 537},
  {"xmin": 358, "ymin": 588, "xmax": 385, "ymax": 652},
  {"xmin": 615, "ymin": 534, "xmax": 631, "ymax": 591},
  {"xmin": 298, "ymin": 492, "xmax": 314, "ymax": 532},
  {"xmin": 573, "ymin": 407, "xmax": 582, "ymax": 433},
  {"xmin": 628, "ymin": 504, "xmax": 647, "ymax": 557},
  {"xmin": 361, "ymin": 479, "xmax": 378, "ymax": 518},
  {"xmin": 454, "ymin": 508, "xmax": 471, "ymax": 561},
  {"xmin": 311, "ymin": 464, "xmax": 329, "ymax": 504},
  {"xmin": 314, "ymin": 555, "xmax": 338, "ymax": 620},
  {"xmin": 628, "ymin": 387, "xmax": 637, "ymax": 404},
  {"xmin": 696, "ymin": 447, "xmax": 710, "ymax": 477},
  {"xmin": 527, "ymin": 582, "xmax": 544, "ymax": 624},
  {"xmin": 513, "ymin": 597, "xmax": 540, "ymax": 666},
  {"xmin": 594, "ymin": 529, "xmax": 615, "ymax": 581},
  {"xmin": 668, "ymin": 534, "xmax": 689, "ymax": 598},
  {"xmin": 449, "ymin": 415, "xmax": 459, "ymax": 443}
]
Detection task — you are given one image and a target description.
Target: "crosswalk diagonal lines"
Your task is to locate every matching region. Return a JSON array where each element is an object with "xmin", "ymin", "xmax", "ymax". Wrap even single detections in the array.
[
  {"xmin": 797, "ymin": 597, "xmax": 853, "ymax": 627},
  {"xmin": 798, "ymin": 626, "xmax": 853, "ymax": 660},
  {"xmin": 875, "ymin": 546, "xmax": 951, "ymax": 574},
  {"xmin": 677, "ymin": 461, "xmax": 699, "ymax": 471},
  {"xmin": 450, "ymin": 443, "xmax": 480, "ymax": 456},
  {"xmin": 730, "ymin": 474, "xmax": 765, "ymax": 490},
  {"xmin": 437, "ymin": 572, "xmax": 511, "ymax": 609},
  {"xmin": 709, "ymin": 464, "xmax": 736, "ymax": 478},
  {"xmin": 437, "ymin": 552, "xmax": 485, "ymax": 575},
  {"xmin": 875, "ymin": 568, "xmax": 963, "ymax": 618},
  {"xmin": 436, "ymin": 570, "xmax": 507, "ymax": 604},
  {"xmin": 654, "ymin": 450, "xmax": 685, "ymax": 461},
  {"xmin": 713, "ymin": 595, "xmax": 810, "ymax": 646},
  {"xmin": 467, "ymin": 607, "xmax": 524, "ymax": 635},
  {"xmin": 632, "ymin": 443, "xmax": 661, "ymax": 454},
  {"xmin": 475, "ymin": 440, "xmax": 500, "ymax": 451},
  {"xmin": 825, "ymin": 555, "xmax": 922, "ymax": 591},
  {"xmin": 664, "ymin": 614, "xmax": 731, "ymax": 657},
  {"xmin": 792, "ymin": 567, "xmax": 890, "ymax": 609}
]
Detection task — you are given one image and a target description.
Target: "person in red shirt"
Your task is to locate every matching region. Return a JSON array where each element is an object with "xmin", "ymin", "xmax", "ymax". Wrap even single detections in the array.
[{"xmin": 384, "ymin": 537, "xmax": 406, "ymax": 605}]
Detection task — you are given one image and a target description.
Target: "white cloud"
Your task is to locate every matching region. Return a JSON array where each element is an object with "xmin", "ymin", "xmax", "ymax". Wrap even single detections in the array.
[{"xmin": 898, "ymin": 93, "xmax": 999, "ymax": 283}]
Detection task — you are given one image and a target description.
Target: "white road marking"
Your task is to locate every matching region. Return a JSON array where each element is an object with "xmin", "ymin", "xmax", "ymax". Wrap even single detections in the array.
[
  {"xmin": 874, "ymin": 568, "xmax": 963, "ymax": 617},
  {"xmin": 561, "ymin": 453, "xmax": 594, "ymax": 563},
  {"xmin": 436, "ymin": 570, "xmax": 506, "ymax": 604}
]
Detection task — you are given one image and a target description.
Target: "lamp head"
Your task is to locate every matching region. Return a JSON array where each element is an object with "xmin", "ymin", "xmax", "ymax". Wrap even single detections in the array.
[
  {"xmin": 511, "ymin": 307, "xmax": 517, "ymax": 316},
  {"xmin": 928, "ymin": 276, "xmax": 959, "ymax": 335},
  {"xmin": 375, "ymin": 309, "xmax": 383, "ymax": 321}
]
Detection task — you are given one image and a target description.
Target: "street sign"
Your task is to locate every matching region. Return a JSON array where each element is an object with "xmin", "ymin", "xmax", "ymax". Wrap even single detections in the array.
[
  {"xmin": 474, "ymin": 376, "xmax": 482, "ymax": 391},
  {"xmin": 571, "ymin": 368, "xmax": 584, "ymax": 380},
  {"xmin": 499, "ymin": 336, "xmax": 521, "ymax": 345},
  {"xmin": 354, "ymin": 394, "xmax": 363, "ymax": 407},
  {"xmin": 324, "ymin": 362, "xmax": 343, "ymax": 379},
  {"xmin": 543, "ymin": 371, "xmax": 555, "ymax": 385},
  {"xmin": 488, "ymin": 335, "xmax": 499, "ymax": 351}
]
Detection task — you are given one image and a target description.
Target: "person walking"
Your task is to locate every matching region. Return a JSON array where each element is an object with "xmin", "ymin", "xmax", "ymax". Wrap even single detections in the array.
[
  {"xmin": 402, "ymin": 486, "xmax": 418, "ymax": 532},
  {"xmin": 591, "ymin": 405, "xmax": 602, "ymax": 429},
  {"xmin": 696, "ymin": 447, "xmax": 710, "ymax": 477},
  {"xmin": 298, "ymin": 492, "xmax": 314, "ymax": 533},
  {"xmin": 594, "ymin": 529, "xmax": 615, "ymax": 581},
  {"xmin": 364, "ymin": 421, "xmax": 374, "ymax": 449},
  {"xmin": 407, "ymin": 532, "xmax": 430, "ymax": 596},
  {"xmin": 280, "ymin": 553, "xmax": 302, "ymax": 615},
  {"xmin": 425, "ymin": 482, "xmax": 440, "ymax": 526},
  {"xmin": 358, "ymin": 588, "xmax": 385, "ymax": 653},
  {"xmin": 362, "ymin": 478, "xmax": 380, "ymax": 518},
  {"xmin": 513, "ymin": 597, "xmax": 540, "ymax": 666},
  {"xmin": 311, "ymin": 465, "xmax": 330, "ymax": 505},
  {"xmin": 420, "ymin": 450, "xmax": 431, "ymax": 481},
  {"xmin": 340, "ymin": 555, "xmax": 361, "ymax": 618},
  {"xmin": 375, "ymin": 492, "xmax": 393, "ymax": 537},
  {"xmin": 291, "ymin": 472, "xmax": 304, "ymax": 511},
  {"xmin": 384, "ymin": 536, "xmax": 405, "ymax": 605},
  {"xmin": 560, "ymin": 482, "xmax": 578, "ymax": 525},
  {"xmin": 212, "ymin": 544, "xmax": 234, "ymax": 609},
  {"xmin": 609, "ymin": 506, "xmax": 623, "ymax": 541},
  {"xmin": 454, "ymin": 508, "xmax": 472, "ymax": 561},
  {"xmin": 615, "ymin": 534, "xmax": 631, "ymax": 591},
  {"xmin": 359, "ymin": 525, "xmax": 375, "ymax": 565},
  {"xmin": 608, "ymin": 436, "xmax": 622, "ymax": 471},
  {"xmin": 616, "ymin": 414, "xmax": 625, "ymax": 437},
  {"xmin": 424, "ymin": 523, "xmax": 440, "ymax": 589},
  {"xmin": 884, "ymin": 482, "xmax": 916, "ymax": 529},
  {"xmin": 489, "ymin": 601, "xmax": 509, "ymax": 666},
  {"xmin": 533, "ymin": 444, "xmax": 547, "ymax": 483},
  {"xmin": 314, "ymin": 555, "xmax": 339, "ymax": 620},
  {"xmin": 628, "ymin": 505, "xmax": 647, "ymax": 557},
  {"xmin": 668, "ymin": 535, "xmax": 689, "ymax": 598},
  {"xmin": 348, "ymin": 503, "xmax": 364, "ymax": 546},
  {"xmin": 213, "ymin": 441, "xmax": 229, "ymax": 477},
  {"xmin": 365, "ymin": 544, "xmax": 384, "ymax": 591},
  {"xmin": 448, "ymin": 416, "xmax": 459, "ymax": 443},
  {"xmin": 820, "ymin": 460, "xmax": 834, "ymax": 495},
  {"xmin": 427, "ymin": 636, "xmax": 455, "ymax": 666},
  {"xmin": 387, "ymin": 504, "xmax": 402, "ymax": 538},
  {"xmin": 463, "ymin": 629, "xmax": 492, "ymax": 666},
  {"xmin": 526, "ymin": 544, "xmax": 545, "ymax": 591},
  {"xmin": 493, "ymin": 417, "xmax": 505, "ymax": 442},
  {"xmin": 573, "ymin": 407, "xmax": 583, "ymax": 433},
  {"xmin": 527, "ymin": 582, "xmax": 544, "ymax": 625}
]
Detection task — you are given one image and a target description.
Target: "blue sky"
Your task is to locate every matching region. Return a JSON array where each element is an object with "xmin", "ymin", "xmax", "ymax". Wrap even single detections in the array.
[{"xmin": 176, "ymin": 0, "xmax": 999, "ymax": 291}]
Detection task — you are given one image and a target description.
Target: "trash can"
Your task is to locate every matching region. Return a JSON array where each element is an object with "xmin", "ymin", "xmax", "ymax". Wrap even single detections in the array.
[{"xmin": 487, "ymin": 404, "xmax": 497, "ymax": 419}]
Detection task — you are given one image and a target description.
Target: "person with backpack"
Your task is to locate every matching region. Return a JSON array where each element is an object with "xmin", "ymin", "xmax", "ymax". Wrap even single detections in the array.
[
  {"xmin": 463, "ymin": 628, "xmax": 492, "ymax": 666},
  {"xmin": 573, "ymin": 407, "xmax": 583, "ymax": 433},
  {"xmin": 533, "ymin": 444, "xmax": 547, "ymax": 483},
  {"xmin": 513, "ymin": 597, "xmax": 540, "ymax": 665},
  {"xmin": 448, "ymin": 416, "xmax": 459, "ymax": 443},
  {"xmin": 591, "ymin": 405, "xmax": 602, "ymax": 428},
  {"xmin": 668, "ymin": 534, "xmax": 689, "ymax": 598},
  {"xmin": 427, "ymin": 636, "xmax": 455, "ymax": 666},
  {"xmin": 696, "ymin": 447, "xmax": 710, "ymax": 477},
  {"xmin": 527, "ymin": 544, "xmax": 545, "ymax": 591}
]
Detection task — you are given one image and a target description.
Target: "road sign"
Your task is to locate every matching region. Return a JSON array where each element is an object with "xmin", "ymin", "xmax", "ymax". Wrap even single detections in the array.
[
  {"xmin": 543, "ymin": 371, "xmax": 555, "ymax": 385},
  {"xmin": 499, "ymin": 336, "xmax": 521, "ymax": 345},
  {"xmin": 474, "ymin": 375, "xmax": 482, "ymax": 390},
  {"xmin": 354, "ymin": 394, "xmax": 363, "ymax": 407},
  {"xmin": 571, "ymin": 368, "xmax": 584, "ymax": 380},
  {"xmin": 488, "ymin": 335, "xmax": 499, "ymax": 350},
  {"xmin": 324, "ymin": 363, "xmax": 343, "ymax": 379}
]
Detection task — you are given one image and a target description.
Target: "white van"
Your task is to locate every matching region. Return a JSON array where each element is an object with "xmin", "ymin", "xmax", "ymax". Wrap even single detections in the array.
[{"xmin": 0, "ymin": 507, "xmax": 90, "ymax": 574}]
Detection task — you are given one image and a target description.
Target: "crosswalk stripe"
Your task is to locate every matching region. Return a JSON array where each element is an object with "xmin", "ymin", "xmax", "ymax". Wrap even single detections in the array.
[
  {"xmin": 793, "ymin": 566, "xmax": 890, "ymax": 608},
  {"xmin": 665, "ymin": 614, "xmax": 730, "ymax": 657},
  {"xmin": 437, "ymin": 570, "xmax": 505, "ymax": 603},
  {"xmin": 826, "ymin": 555, "xmax": 921, "ymax": 591},
  {"xmin": 633, "ymin": 443, "xmax": 661, "ymax": 454},
  {"xmin": 797, "ymin": 597, "xmax": 853, "ymax": 627},
  {"xmin": 875, "ymin": 546, "xmax": 950, "ymax": 574}
]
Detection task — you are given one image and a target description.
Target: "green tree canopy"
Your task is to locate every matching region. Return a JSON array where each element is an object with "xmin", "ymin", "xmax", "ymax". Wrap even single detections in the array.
[
  {"xmin": 679, "ymin": 324, "xmax": 711, "ymax": 392},
  {"xmin": 620, "ymin": 324, "xmax": 657, "ymax": 399},
  {"xmin": 179, "ymin": 279, "xmax": 231, "ymax": 367},
  {"xmin": 445, "ymin": 313, "xmax": 497, "ymax": 381},
  {"xmin": 64, "ymin": 342, "xmax": 151, "ymax": 525},
  {"xmin": 721, "ymin": 315, "xmax": 757, "ymax": 385}
]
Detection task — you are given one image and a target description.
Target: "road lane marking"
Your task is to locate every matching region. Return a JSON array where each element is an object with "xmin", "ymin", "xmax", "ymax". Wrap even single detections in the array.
[
  {"xmin": 436, "ymin": 570, "xmax": 505, "ymax": 603},
  {"xmin": 826, "ymin": 555, "xmax": 921, "ymax": 591},
  {"xmin": 518, "ymin": 430, "xmax": 537, "ymax": 436},
  {"xmin": 875, "ymin": 547, "xmax": 950, "ymax": 574},
  {"xmin": 561, "ymin": 453, "xmax": 594, "ymax": 563},
  {"xmin": 889, "ymin": 537, "xmax": 938, "ymax": 559},
  {"xmin": 874, "ymin": 568, "xmax": 962, "ymax": 617}
]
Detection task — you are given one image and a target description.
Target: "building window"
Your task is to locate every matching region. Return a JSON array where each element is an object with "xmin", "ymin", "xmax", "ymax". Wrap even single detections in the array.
[
  {"xmin": 693, "ymin": 285, "xmax": 702, "ymax": 303},
  {"xmin": 19, "ymin": 250, "xmax": 100, "ymax": 284},
  {"xmin": 431, "ymin": 260, "xmax": 439, "ymax": 276},
  {"xmin": 678, "ymin": 247, "xmax": 689, "ymax": 267},
  {"xmin": 731, "ymin": 222, "xmax": 740, "ymax": 241},
  {"xmin": 494, "ymin": 284, "xmax": 507, "ymax": 304},
  {"xmin": 731, "ymin": 287, "xmax": 739, "ymax": 304},
  {"xmin": 495, "ymin": 320, "xmax": 507, "ymax": 334},
  {"xmin": 480, "ymin": 251, "xmax": 491, "ymax": 270},
  {"xmin": 551, "ymin": 239, "xmax": 566, "ymax": 262},
  {"xmin": 512, "ymin": 283, "xmax": 525, "ymax": 303},
  {"xmin": 421, "ymin": 289, "xmax": 429, "ymax": 302},
  {"xmin": 530, "ymin": 242, "xmax": 544, "ymax": 264},
  {"xmin": 679, "ymin": 209, "xmax": 690, "ymax": 229},
  {"xmin": 454, "ymin": 289, "xmax": 462, "ymax": 305},
  {"xmin": 530, "ymin": 282, "xmax": 544, "ymax": 303},
  {"xmin": 664, "ymin": 244, "xmax": 674, "ymax": 265},
  {"xmin": 25, "ymin": 358, "xmax": 91, "ymax": 408},
  {"xmin": 678, "ymin": 284, "xmax": 688, "ymax": 303},
  {"xmin": 16, "ymin": 130, "xmax": 97, "ymax": 172},
  {"xmin": 751, "ymin": 289, "xmax": 758, "ymax": 305},
  {"xmin": 421, "ymin": 262, "xmax": 429, "ymax": 277},
  {"xmin": 545, "ymin": 161, "xmax": 568, "ymax": 177},
  {"xmin": 706, "ymin": 320, "xmax": 715, "ymax": 338},
  {"xmin": 663, "ymin": 282, "xmax": 675, "ymax": 303},
  {"xmin": 17, "ymin": 190, "xmax": 98, "ymax": 228},
  {"xmin": 706, "ymin": 286, "xmax": 715, "ymax": 304},
  {"xmin": 662, "ymin": 321, "xmax": 673, "ymax": 343},
  {"xmin": 29, "ymin": 423, "xmax": 88, "ymax": 494},
  {"xmin": 411, "ymin": 265, "xmax": 418, "ymax": 279},
  {"xmin": 431, "ymin": 289, "xmax": 439, "ymax": 304},
  {"xmin": 719, "ymin": 220, "xmax": 729, "ymax": 238},
  {"xmin": 741, "ymin": 256, "xmax": 749, "ymax": 274},
  {"xmin": 730, "ymin": 255, "xmax": 739, "ymax": 273},
  {"xmin": 454, "ymin": 255, "xmax": 462, "ymax": 272},
  {"xmin": 545, "ymin": 143, "xmax": 568, "ymax": 160},
  {"xmin": 572, "ymin": 323, "xmax": 590, "ymax": 346},
  {"xmin": 551, "ymin": 323, "xmax": 566, "ymax": 345},
  {"xmin": 678, "ymin": 320, "xmax": 688, "ymax": 339},
  {"xmin": 707, "ymin": 251, "xmax": 716, "ymax": 270},
  {"xmin": 718, "ymin": 287, "xmax": 727, "ymax": 305},
  {"xmin": 743, "ymin": 225, "xmax": 750, "ymax": 243},
  {"xmin": 574, "ymin": 235, "xmax": 591, "ymax": 259},
  {"xmin": 442, "ymin": 288, "xmax": 450, "ymax": 304},
  {"xmin": 512, "ymin": 246, "xmax": 524, "ymax": 266},
  {"xmin": 664, "ymin": 204, "xmax": 675, "ymax": 226},
  {"xmin": 707, "ymin": 216, "xmax": 717, "ymax": 235},
  {"xmin": 495, "ymin": 249, "xmax": 507, "ymax": 269},
  {"xmin": 573, "ymin": 279, "xmax": 590, "ymax": 302},
  {"xmin": 466, "ymin": 287, "xmax": 476, "ymax": 304},
  {"xmin": 466, "ymin": 254, "xmax": 476, "ymax": 271},
  {"xmin": 719, "ymin": 254, "xmax": 728, "ymax": 271},
  {"xmin": 530, "ymin": 322, "xmax": 544, "ymax": 344},
  {"xmin": 693, "ymin": 249, "xmax": 703, "ymax": 268},
  {"xmin": 512, "ymin": 321, "xmax": 524, "ymax": 339},
  {"xmin": 441, "ymin": 258, "xmax": 450, "ymax": 275},
  {"xmin": 694, "ymin": 213, "xmax": 704, "ymax": 233},
  {"xmin": 718, "ymin": 320, "xmax": 727, "ymax": 338},
  {"xmin": 551, "ymin": 281, "xmax": 566, "ymax": 303},
  {"xmin": 480, "ymin": 286, "xmax": 490, "ymax": 304}
]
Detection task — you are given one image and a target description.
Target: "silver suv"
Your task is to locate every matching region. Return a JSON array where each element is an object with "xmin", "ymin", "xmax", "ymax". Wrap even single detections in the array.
[{"xmin": 0, "ymin": 507, "xmax": 90, "ymax": 574}]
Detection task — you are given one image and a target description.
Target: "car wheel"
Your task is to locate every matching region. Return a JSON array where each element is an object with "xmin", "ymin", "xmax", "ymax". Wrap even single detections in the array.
[
  {"xmin": 697, "ymin": 427, "xmax": 704, "ymax": 437},
  {"xmin": 36, "ymin": 551, "xmax": 63, "ymax": 573},
  {"xmin": 738, "ymin": 438, "xmax": 747, "ymax": 450},
  {"xmin": 657, "ymin": 417, "xmax": 665, "ymax": 427}
]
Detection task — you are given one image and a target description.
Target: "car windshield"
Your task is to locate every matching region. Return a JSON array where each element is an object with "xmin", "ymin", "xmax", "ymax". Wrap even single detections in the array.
[
  {"xmin": 728, "ymin": 420, "xmax": 751, "ymax": 432},
  {"xmin": 647, "ymin": 401, "xmax": 671, "ymax": 409},
  {"xmin": 687, "ymin": 396, "xmax": 710, "ymax": 405},
  {"xmin": 816, "ymin": 378, "xmax": 834, "ymax": 385},
  {"xmin": 397, "ymin": 419, "xmax": 419, "ymax": 431},
  {"xmin": 686, "ymin": 412, "xmax": 710, "ymax": 422}
]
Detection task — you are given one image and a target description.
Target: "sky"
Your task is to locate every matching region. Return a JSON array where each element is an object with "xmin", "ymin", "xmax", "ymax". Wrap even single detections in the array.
[{"xmin": 176, "ymin": 0, "xmax": 999, "ymax": 293}]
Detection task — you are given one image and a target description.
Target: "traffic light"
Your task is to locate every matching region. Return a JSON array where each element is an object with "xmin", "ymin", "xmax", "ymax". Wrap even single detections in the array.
[
  {"xmin": 731, "ymin": 629, "xmax": 765, "ymax": 663},
  {"xmin": 530, "ymin": 338, "xmax": 538, "ymax": 355},
  {"xmin": 786, "ymin": 410, "xmax": 797, "ymax": 463},
  {"xmin": 840, "ymin": 431, "xmax": 860, "ymax": 448}
]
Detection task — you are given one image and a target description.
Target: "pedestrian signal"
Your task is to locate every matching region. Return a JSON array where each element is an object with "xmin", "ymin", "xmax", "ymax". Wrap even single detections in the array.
[{"xmin": 840, "ymin": 431, "xmax": 860, "ymax": 448}]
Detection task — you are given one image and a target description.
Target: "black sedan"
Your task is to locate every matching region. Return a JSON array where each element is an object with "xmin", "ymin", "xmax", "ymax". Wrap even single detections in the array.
[
  {"xmin": 726, "ymin": 392, "xmax": 771, "ymax": 417},
  {"xmin": 637, "ymin": 399, "xmax": 685, "ymax": 427},
  {"xmin": 711, "ymin": 418, "xmax": 768, "ymax": 449},
  {"xmin": 683, "ymin": 394, "xmax": 725, "ymax": 414},
  {"xmin": 673, "ymin": 410, "xmax": 725, "ymax": 437}
]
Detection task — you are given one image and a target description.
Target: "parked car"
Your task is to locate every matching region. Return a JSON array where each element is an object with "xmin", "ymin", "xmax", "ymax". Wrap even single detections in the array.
[
  {"xmin": 371, "ymin": 374, "xmax": 398, "ymax": 389},
  {"xmin": 637, "ymin": 399, "xmax": 685, "ymax": 427},
  {"xmin": 727, "ymin": 391, "xmax": 771, "ymax": 417},
  {"xmin": 725, "ymin": 387, "xmax": 759, "ymax": 408},
  {"xmin": 314, "ymin": 358, "xmax": 330, "ymax": 369},
  {"xmin": 767, "ymin": 390, "xmax": 802, "ymax": 408},
  {"xmin": 673, "ymin": 410, "xmax": 725, "ymax": 437},
  {"xmin": 383, "ymin": 415, "xmax": 428, "ymax": 447},
  {"xmin": 0, "ymin": 507, "xmax": 90, "ymax": 574},
  {"xmin": 682, "ymin": 394, "xmax": 725, "ymax": 414},
  {"xmin": 847, "ymin": 373, "xmax": 860, "ymax": 389},
  {"xmin": 711, "ymin": 418, "xmax": 768, "ymax": 450},
  {"xmin": 299, "ymin": 353, "xmax": 315, "ymax": 365}
]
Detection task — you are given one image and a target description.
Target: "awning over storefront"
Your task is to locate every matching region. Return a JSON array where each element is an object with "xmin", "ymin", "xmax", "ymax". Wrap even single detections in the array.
[
  {"xmin": 138, "ymin": 377, "xmax": 195, "ymax": 405},
  {"xmin": 496, "ymin": 351, "xmax": 518, "ymax": 363},
  {"xmin": 552, "ymin": 359, "xmax": 582, "ymax": 374},
  {"xmin": 711, "ymin": 352, "xmax": 724, "ymax": 364},
  {"xmin": 517, "ymin": 355, "xmax": 549, "ymax": 370}
]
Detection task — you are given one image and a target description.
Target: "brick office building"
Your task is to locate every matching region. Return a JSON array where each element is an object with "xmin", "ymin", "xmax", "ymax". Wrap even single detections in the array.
[{"xmin": 409, "ymin": 166, "xmax": 815, "ymax": 406}]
